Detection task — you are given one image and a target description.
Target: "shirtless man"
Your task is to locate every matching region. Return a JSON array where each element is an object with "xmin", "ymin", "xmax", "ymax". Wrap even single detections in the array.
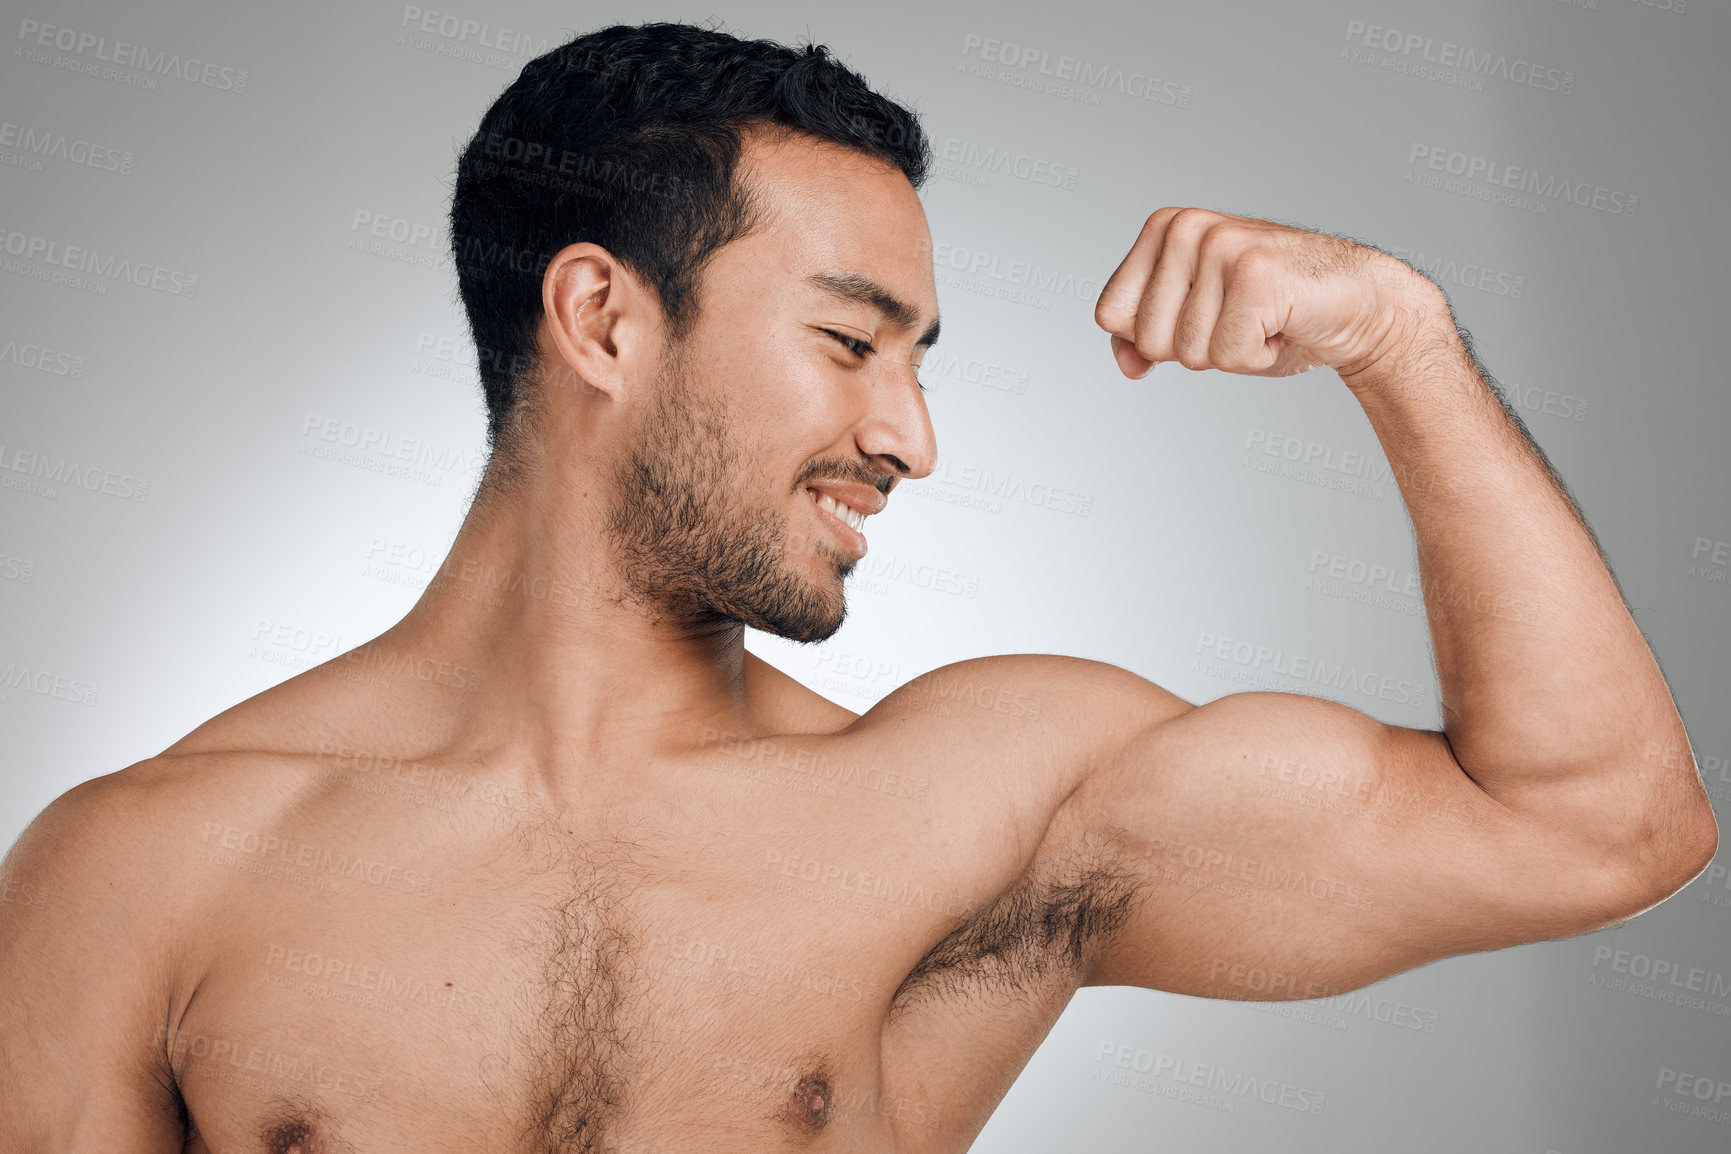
[{"xmin": 0, "ymin": 21, "xmax": 1715, "ymax": 1154}]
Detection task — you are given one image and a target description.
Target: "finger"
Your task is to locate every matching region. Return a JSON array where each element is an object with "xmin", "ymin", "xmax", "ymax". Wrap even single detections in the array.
[
  {"xmin": 1210, "ymin": 251, "xmax": 1284, "ymax": 373},
  {"xmin": 1173, "ymin": 245, "xmax": 1227, "ymax": 370},
  {"xmin": 1094, "ymin": 208, "xmax": 1181, "ymax": 336},
  {"xmin": 1132, "ymin": 210, "xmax": 1208, "ymax": 364}
]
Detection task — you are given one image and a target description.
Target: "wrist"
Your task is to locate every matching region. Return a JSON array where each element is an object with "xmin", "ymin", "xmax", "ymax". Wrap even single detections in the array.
[{"xmin": 1335, "ymin": 266, "xmax": 1456, "ymax": 393}]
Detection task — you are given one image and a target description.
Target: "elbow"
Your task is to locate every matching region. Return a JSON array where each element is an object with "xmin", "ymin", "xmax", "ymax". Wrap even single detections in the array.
[
  {"xmin": 1669, "ymin": 802, "xmax": 1720, "ymax": 894},
  {"xmin": 1605, "ymin": 795, "xmax": 1720, "ymax": 918}
]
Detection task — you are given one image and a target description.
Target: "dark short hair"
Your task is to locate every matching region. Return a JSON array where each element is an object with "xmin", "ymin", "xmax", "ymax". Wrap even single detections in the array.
[{"xmin": 449, "ymin": 21, "xmax": 932, "ymax": 453}]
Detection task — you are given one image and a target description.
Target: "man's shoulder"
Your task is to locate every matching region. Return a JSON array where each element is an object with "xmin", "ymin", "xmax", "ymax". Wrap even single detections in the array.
[
  {"xmin": 838, "ymin": 653, "xmax": 1195, "ymax": 829},
  {"xmin": 3, "ymin": 749, "xmax": 323, "ymax": 925},
  {"xmin": 885, "ymin": 652, "xmax": 1187, "ymax": 716},
  {"xmin": 0, "ymin": 752, "xmax": 304, "ymax": 1142},
  {"xmin": 856, "ymin": 652, "xmax": 1191, "ymax": 750},
  {"xmin": 11, "ymin": 755, "xmax": 225, "ymax": 863}
]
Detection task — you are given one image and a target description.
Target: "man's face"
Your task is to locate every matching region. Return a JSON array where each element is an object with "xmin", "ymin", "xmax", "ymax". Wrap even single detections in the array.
[{"xmin": 605, "ymin": 127, "xmax": 940, "ymax": 644}]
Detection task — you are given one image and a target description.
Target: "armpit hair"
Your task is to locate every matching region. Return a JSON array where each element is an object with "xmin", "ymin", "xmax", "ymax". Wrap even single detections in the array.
[{"xmin": 886, "ymin": 840, "xmax": 1146, "ymax": 1021}]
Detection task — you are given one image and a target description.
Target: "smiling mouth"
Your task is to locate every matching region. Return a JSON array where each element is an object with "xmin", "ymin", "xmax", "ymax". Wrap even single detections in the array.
[
  {"xmin": 803, "ymin": 487, "xmax": 873, "ymax": 559},
  {"xmin": 808, "ymin": 488, "xmax": 869, "ymax": 531}
]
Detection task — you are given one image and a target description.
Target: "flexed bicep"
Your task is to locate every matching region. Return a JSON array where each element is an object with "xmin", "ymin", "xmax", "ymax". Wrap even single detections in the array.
[{"xmin": 1062, "ymin": 690, "xmax": 1638, "ymax": 1000}]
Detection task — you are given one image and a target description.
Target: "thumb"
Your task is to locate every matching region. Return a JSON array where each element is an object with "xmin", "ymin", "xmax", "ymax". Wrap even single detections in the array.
[{"xmin": 1111, "ymin": 334, "xmax": 1155, "ymax": 380}]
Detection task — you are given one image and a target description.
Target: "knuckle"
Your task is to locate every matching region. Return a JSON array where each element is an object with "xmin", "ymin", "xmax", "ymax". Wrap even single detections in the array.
[
  {"xmin": 1174, "ymin": 328, "xmax": 1210, "ymax": 370},
  {"xmin": 1145, "ymin": 205, "xmax": 1182, "ymax": 233},
  {"xmin": 1213, "ymin": 340, "xmax": 1254, "ymax": 374},
  {"xmin": 1230, "ymin": 244, "xmax": 1279, "ymax": 274},
  {"xmin": 1197, "ymin": 222, "xmax": 1245, "ymax": 253},
  {"xmin": 1169, "ymin": 206, "xmax": 1215, "ymax": 236}
]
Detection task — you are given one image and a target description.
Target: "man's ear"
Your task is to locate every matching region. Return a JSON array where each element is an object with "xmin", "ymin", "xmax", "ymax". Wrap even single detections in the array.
[{"xmin": 541, "ymin": 242, "xmax": 654, "ymax": 402}]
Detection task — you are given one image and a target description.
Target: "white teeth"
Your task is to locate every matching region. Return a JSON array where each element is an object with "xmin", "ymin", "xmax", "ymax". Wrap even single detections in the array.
[{"xmin": 812, "ymin": 490, "xmax": 868, "ymax": 533}]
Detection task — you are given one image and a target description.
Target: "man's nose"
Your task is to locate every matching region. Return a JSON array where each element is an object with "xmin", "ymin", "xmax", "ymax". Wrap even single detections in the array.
[{"xmin": 856, "ymin": 375, "xmax": 938, "ymax": 481}]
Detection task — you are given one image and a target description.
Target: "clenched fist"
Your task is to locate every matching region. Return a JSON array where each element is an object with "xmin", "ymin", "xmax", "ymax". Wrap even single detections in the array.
[{"xmin": 1094, "ymin": 207, "xmax": 1444, "ymax": 382}]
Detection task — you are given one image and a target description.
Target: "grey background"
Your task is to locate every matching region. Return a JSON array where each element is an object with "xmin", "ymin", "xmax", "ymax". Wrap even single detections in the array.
[{"xmin": 2, "ymin": 0, "xmax": 1728, "ymax": 1150}]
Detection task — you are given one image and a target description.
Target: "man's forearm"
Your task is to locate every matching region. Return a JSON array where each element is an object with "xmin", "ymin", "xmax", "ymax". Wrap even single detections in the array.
[{"xmin": 1340, "ymin": 279, "xmax": 1691, "ymax": 804}]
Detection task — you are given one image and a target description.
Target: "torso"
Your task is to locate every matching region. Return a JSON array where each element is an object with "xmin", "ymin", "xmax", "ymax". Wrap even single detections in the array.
[{"xmin": 137, "ymin": 650, "xmax": 1151, "ymax": 1153}]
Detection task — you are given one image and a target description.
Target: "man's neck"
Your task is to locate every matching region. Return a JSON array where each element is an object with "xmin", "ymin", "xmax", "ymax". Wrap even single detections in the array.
[{"xmin": 375, "ymin": 464, "xmax": 758, "ymax": 779}]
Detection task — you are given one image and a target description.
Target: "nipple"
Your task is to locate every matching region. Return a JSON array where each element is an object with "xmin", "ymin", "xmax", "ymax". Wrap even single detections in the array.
[
  {"xmin": 789, "ymin": 1072, "xmax": 834, "ymax": 1130},
  {"xmin": 266, "ymin": 1121, "xmax": 316, "ymax": 1154}
]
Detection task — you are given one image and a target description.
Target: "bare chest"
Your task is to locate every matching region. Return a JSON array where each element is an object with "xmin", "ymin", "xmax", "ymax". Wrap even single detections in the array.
[{"xmin": 168, "ymin": 794, "xmax": 1078, "ymax": 1153}]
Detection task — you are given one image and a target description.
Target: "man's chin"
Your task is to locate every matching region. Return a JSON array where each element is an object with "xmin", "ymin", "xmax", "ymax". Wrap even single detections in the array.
[
  {"xmin": 740, "ymin": 572, "xmax": 847, "ymax": 644},
  {"xmin": 742, "ymin": 602, "xmax": 846, "ymax": 644}
]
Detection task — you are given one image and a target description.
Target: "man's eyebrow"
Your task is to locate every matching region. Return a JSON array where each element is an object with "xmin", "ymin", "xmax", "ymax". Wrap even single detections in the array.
[{"xmin": 806, "ymin": 272, "xmax": 941, "ymax": 348}]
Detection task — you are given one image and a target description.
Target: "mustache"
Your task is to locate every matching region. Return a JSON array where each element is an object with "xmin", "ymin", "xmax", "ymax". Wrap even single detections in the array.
[{"xmin": 793, "ymin": 458, "xmax": 893, "ymax": 495}]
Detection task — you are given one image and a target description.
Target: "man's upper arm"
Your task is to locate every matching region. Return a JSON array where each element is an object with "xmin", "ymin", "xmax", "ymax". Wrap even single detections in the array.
[
  {"xmin": 0, "ymin": 770, "xmax": 189, "ymax": 1150},
  {"xmin": 1050, "ymin": 677, "xmax": 1659, "ymax": 1001}
]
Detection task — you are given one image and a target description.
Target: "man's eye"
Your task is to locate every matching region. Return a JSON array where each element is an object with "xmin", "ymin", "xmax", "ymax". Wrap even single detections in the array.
[{"xmin": 825, "ymin": 330, "xmax": 874, "ymax": 359}]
